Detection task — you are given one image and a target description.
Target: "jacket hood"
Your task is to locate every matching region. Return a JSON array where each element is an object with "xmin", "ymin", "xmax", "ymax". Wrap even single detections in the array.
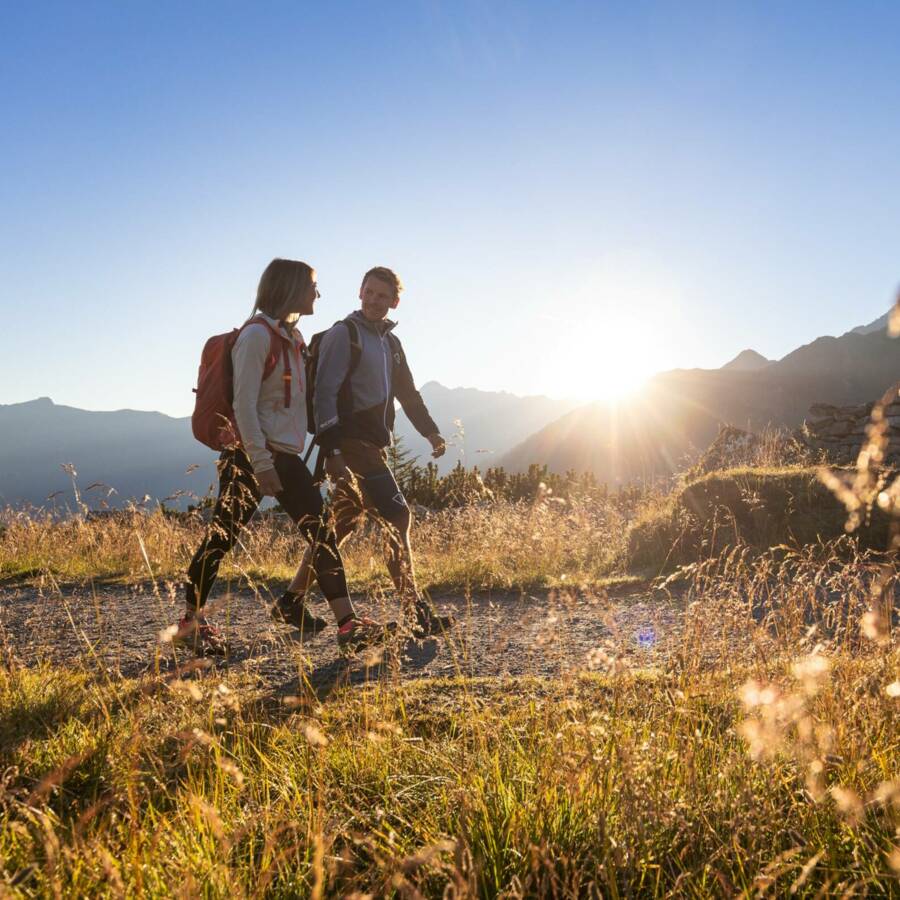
[{"xmin": 348, "ymin": 309, "xmax": 397, "ymax": 335}]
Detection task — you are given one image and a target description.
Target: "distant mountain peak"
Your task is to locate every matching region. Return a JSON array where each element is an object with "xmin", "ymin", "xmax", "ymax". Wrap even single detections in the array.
[
  {"xmin": 1, "ymin": 396, "xmax": 54, "ymax": 409},
  {"xmin": 721, "ymin": 349, "xmax": 770, "ymax": 371}
]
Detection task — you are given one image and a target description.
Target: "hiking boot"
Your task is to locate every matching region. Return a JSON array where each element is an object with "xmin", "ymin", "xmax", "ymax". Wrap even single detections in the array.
[
  {"xmin": 174, "ymin": 614, "xmax": 228, "ymax": 656},
  {"xmin": 270, "ymin": 593, "xmax": 329, "ymax": 637},
  {"xmin": 336, "ymin": 617, "xmax": 395, "ymax": 655},
  {"xmin": 412, "ymin": 602, "xmax": 456, "ymax": 638}
]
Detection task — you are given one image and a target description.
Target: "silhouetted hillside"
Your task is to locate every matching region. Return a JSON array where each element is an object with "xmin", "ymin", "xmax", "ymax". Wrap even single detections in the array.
[
  {"xmin": 501, "ymin": 328, "xmax": 900, "ymax": 482},
  {"xmin": 5, "ymin": 313, "xmax": 898, "ymax": 503},
  {"xmin": 0, "ymin": 384, "xmax": 574, "ymax": 508},
  {"xmin": 0, "ymin": 398, "xmax": 217, "ymax": 510},
  {"xmin": 395, "ymin": 383, "xmax": 579, "ymax": 473}
]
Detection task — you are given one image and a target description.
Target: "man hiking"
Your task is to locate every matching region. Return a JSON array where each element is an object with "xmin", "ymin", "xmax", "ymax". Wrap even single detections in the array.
[{"xmin": 283, "ymin": 266, "xmax": 455, "ymax": 637}]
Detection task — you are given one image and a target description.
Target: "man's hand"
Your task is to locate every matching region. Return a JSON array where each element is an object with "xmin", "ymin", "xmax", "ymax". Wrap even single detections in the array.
[
  {"xmin": 324, "ymin": 453, "xmax": 351, "ymax": 483},
  {"xmin": 256, "ymin": 467, "xmax": 283, "ymax": 497},
  {"xmin": 427, "ymin": 433, "xmax": 446, "ymax": 459}
]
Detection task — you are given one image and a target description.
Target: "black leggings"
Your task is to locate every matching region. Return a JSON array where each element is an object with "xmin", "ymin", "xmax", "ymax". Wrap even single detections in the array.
[{"xmin": 186, "ymin": 448, "xmax": 348, "ymax": 609}]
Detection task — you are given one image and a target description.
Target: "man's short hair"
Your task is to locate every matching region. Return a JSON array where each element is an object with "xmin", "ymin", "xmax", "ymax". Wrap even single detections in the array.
[{"xmin": 361, "ymin": 266, "xmax": 404, "ymax": 299}]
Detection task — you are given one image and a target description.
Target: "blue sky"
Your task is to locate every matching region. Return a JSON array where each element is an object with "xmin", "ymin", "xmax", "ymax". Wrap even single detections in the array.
[{"xmin": 2, "ymin": 1, "xmax": 899, "ymax": 414}]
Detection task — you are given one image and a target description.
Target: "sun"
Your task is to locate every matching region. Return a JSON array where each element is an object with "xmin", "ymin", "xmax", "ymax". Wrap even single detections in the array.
[
  {"xmin": 542, "ymin": 257, "xmax": 678, "ymax": 403},
  {"xmin": 581, "ymin": 319, "xmax": 656, "ymax": 401},
  {"xmin": 545, "ymin": 308, "xmax": 660, "ymax": 403}
]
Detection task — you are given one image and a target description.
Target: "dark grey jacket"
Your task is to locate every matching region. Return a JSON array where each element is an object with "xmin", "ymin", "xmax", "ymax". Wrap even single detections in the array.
[{"xmin": 314, "ymin": 311, "xmax": 438, "ymax": 452}]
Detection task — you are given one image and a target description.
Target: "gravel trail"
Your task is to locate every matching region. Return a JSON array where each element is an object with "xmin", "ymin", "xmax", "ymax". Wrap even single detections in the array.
[{"xmin": 0, "ymin": 581, "xmax": 684, "ymax": 696}]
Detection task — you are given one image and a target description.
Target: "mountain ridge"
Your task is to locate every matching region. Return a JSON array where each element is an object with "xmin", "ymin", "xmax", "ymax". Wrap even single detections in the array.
[
  {"xmin": 500, "ymin": 325, "xmax": 900, "ymax": 481},
  {"xmin": 851, "ymin": 312, "xmax": 890, "ymax": 335},
  {"xmin": 3, "ymin": 308, "xmax": 897, "ymax": 505},
  {"xmin": 0, "ymin": 384, "xmax": 579, "ymax": 508}
]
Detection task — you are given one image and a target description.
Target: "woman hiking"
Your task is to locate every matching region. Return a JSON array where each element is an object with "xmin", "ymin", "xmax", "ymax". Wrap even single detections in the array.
[{"xmin": 177, "ymin": 258, "xmax": 390, "ymax": 656}]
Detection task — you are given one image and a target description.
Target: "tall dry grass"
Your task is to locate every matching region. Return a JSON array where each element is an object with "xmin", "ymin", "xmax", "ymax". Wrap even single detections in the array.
[{"xmin": 0, "ymin": 494, "xmax": 629, "ymax": 593}]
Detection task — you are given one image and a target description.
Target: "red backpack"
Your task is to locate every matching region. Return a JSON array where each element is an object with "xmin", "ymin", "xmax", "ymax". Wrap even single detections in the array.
[{"xmin": 191, "ymin": 317, "xmax": 297, "ymax": 451}]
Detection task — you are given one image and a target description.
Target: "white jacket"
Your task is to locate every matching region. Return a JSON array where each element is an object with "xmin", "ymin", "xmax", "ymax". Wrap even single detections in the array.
[{"xmin": 231, "ymin": 313, "xmax": 307, "ymax": 474}]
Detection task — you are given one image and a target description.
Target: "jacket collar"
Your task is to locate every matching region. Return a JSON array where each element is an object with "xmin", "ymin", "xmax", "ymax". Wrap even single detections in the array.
[{"xmin": 349, "ymin": 309, "xmax": 397, "ymax": 335}]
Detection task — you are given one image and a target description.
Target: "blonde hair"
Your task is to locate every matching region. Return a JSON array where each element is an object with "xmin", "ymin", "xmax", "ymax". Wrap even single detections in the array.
[
  {"xmin": 252, "ymin": 259, "xmax": 314, "ymax": 320},
  {"xmin": 361, "ymin": 266, "xmax": 404, "ymax": 299}
]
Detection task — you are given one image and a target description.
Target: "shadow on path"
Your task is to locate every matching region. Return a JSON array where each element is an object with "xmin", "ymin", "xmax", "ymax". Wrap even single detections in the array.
[{"xmin": 270, "ymin": 637, "xmax": 439, "ymax": 705}]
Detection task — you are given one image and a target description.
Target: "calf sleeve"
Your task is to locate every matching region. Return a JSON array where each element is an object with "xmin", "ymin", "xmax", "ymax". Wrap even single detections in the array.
[{"xmin": 187, "ymin": 449, "xmax": 261, "ymax": 609}]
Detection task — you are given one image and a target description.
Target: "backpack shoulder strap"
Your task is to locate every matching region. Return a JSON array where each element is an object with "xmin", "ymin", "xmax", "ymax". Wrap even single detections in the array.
[
  {"xmin": 239, "ymin": 317, "xmax": 290, "ymax": 403},
  {"xmin": 249, "ymin": 318, "xmax": 286, "ymax": 381},
  {"xmin": 339, "ymin": 318, "xmax": 363, "ymax": 377}
]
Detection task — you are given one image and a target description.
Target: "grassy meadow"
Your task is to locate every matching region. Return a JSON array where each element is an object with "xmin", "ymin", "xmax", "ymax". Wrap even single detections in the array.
[
  {"xmin": 1, "ymin": 425, "xmax": 899, "ymax": 897},
  {"xmin": 0, "ymin": 494, "xmax": 629, "ymax": 594}
]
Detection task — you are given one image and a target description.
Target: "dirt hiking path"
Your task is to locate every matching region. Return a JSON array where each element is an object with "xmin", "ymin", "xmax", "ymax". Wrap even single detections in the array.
[{"xmin": 0, "ymin": 582, "xmax": 684, "ymax": 696}]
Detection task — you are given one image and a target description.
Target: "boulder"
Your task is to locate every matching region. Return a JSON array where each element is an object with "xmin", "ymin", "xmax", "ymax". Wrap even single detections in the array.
[{"xmin": 821, "ymin": 421, "xmax": 853, "ymax": 437}]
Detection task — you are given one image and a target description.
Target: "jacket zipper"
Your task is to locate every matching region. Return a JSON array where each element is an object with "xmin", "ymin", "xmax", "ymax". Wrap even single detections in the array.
[{"xmin": 381, "ymin": 333, "xmax": 391, "ymax": 442}]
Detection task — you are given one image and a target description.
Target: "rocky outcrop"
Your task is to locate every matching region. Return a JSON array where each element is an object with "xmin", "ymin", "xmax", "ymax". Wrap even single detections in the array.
[
  {"xmin": 626, "ymin": 467, "xmax": 896, "ymax": 572},
  {"xmin": 687, "ymin": 424, "xmax": 811, "ymax": 479},
  {"xmin": 690, "ymin": 425, "xmax": 761, "ymax": 476},
  {"xmin": 801, "ymin": 388, "xmax": 900, "ymax": 464}
]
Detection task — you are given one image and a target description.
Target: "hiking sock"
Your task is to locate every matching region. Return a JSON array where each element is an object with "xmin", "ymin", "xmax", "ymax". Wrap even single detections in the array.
[{"xmin": 328, "ymin": 595, "xmax": 355, "ymax": 626}]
